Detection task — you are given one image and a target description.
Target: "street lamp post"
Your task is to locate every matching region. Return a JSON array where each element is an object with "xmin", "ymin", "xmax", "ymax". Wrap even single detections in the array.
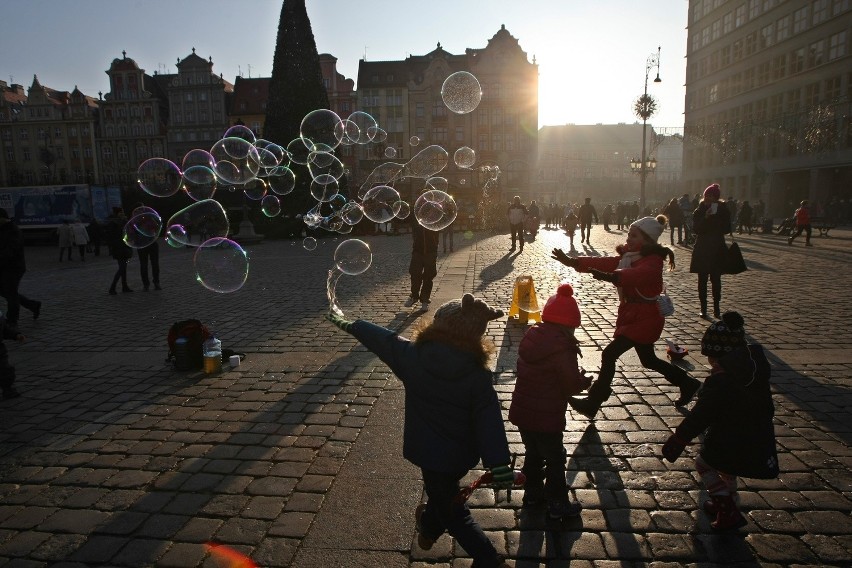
[{"xmin": 632, "ymin": 46, "xmax": 661, "ymax": 212}]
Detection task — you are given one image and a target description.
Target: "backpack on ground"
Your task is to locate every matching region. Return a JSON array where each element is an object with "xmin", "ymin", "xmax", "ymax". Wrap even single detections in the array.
[{"xmin": 166, "ymin": 319, "xmax": 211, "ymax": 370}]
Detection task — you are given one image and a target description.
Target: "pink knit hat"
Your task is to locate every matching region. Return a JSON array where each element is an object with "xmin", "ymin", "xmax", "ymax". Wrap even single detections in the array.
[
  {"xmin": 542, "ymin": 284, "xmax": 581, "ymax": 327},
  {"xmin": 703, "ymin": 183, "xmax": 721, "ymax": 200}
]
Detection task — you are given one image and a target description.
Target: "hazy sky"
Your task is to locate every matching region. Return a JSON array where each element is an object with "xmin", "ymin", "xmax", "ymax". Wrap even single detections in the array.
[{"xmin": 1, "ymin": 0, "xmax": 689, "ymax": 129}]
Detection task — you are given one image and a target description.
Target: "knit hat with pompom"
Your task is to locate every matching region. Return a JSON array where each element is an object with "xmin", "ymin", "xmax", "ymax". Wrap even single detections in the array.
[
  {"xmin": 541, "ymin": 283, "xmax": 581, "ymax": 327},
  {"xmin": 701, "ymin": 311, "xmax": 747, "ymax": 356}
]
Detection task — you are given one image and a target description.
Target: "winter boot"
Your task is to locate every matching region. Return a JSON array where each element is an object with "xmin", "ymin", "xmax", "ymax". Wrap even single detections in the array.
[
  {"xmin": 713, "ymin": 299, "xmax": 721, "ymax": 319},
  {"xmin": 710, "ymin": 495, "xmax": 747, "ymax": 531},
  {"xmin": 414, "ymin": 504, "xmax": 436, "ymax": 550},
  {"xmin": 675, "ymin": 377, "xmax": 702, "ymax": 406},
  {"xmin": 568, "ymin": 383, "xmax": 612, "ymax": 419},
  {"xmin": 699, "ymin": 291, "xmax": 708, "ymax": 318}
]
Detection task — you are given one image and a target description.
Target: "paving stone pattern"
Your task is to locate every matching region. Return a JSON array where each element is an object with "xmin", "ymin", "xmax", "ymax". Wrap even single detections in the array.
[{"xmin": 0, "ymin": 225, "xmax": 850, "ymax": 566}]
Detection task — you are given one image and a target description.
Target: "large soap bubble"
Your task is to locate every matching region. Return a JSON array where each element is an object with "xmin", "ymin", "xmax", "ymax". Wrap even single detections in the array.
[
  {"xmin": 361, "ymin": 185, "xmax": 401, "ymax": 223},
  {"xmin": 182, "ymin": 149, "xmax": 216, "ymax": 171},
  {"xmin": 454, "ymin": 146, "xmax": 476, "ymax": 169},
  {"xmin": 403, "ymin": 145, "xmax": 449, "ymax": 179},
  {"xmin": 334, "ymin": 239, "xmax": 372, "ymax": 276},
  {"xmin": 261, "ymin": 195, "xmax": 281, "ymax": 217},
  {"xmin": 301, "ymin": 109, "xmax": 343, "ymax": 150},
  {"xmin": 266, "ymin": 166, "xmax": 296, "ymax": 195},
  {"xmin": 165, "ymin": 199, "xmax": 230, "ymax": 247},
  {"xmin": 415, "ymin": 189, "xmax": 458, "ymax": 231},
  {"xmin": 340, "ymin": 201, "xmax": 364, "ymax": 225},
  {"xmin": 137, "ymin": 158, "xmax": 183, "ymax": 197},
  {"xmin": 193, "ymin": 237, "xmax": 249, "ymax": 293},
  {"xmin": 345, "ymin": 111, "xmax": 378, "ymax": 144},
  {"xmin": 210, "ymin": 137, "xmax": 260, "ymax": 185},
  {"xmin": 441, "ymin": 71, "xmax": 482, "ymax": 114},
  {"xmin": 123, "ymin": 209, "xmax": 162, "ymax": 248},
  {"xmin": 223, "ymin": 124, "xmax": 257, "ymax": 144}
]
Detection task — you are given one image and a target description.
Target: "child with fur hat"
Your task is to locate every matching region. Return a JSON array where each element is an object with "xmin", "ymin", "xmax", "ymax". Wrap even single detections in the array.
[
  {"xmin": 509, "ymin": 283, "xmax": 590, "ymax": 519},
  {"xmin": 327, "ymin": 294, "xmax": 512, "ymax": 567},
  {"xmin": 551, "ymin": 215, "xmax": 701, "ymax": 419},
  {"xmin": 662, "ymin": 311, "xmax": 778, "ymax": 531}
]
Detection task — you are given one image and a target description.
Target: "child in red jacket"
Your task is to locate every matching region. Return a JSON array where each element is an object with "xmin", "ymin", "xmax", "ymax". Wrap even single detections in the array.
[
  {"xmin": 509, "ymin": 283, "xmax": 590, "ymax": 519},
  {"xmin": 788, "ymin": 199, "xmax": 812, "ymax": 247},
  {"xmin": 551, "ymin": 215, "xmax": 701, "ymax": 419}
]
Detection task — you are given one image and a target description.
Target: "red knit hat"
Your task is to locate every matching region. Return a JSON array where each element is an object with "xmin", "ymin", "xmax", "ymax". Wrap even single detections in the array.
[
  {"xmin": 703, "ymin": 183, "xmax": 721, "ymax": 200},
  {"xmin": 542, "ymin": 284, "xmax": 580, "ymax": 327}
]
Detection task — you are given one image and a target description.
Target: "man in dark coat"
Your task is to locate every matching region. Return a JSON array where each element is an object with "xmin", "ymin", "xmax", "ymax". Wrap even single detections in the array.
[
  {"xmin": 0, "ymin": 209, "xmax": 41, "ymax": 328},
  {"xmin": 577, "ymin": 198, "xmax": 598, "ymax": 244},
  {"xmin": 405, "ymin": 209, "xmax": 440, "ymax": 311}
]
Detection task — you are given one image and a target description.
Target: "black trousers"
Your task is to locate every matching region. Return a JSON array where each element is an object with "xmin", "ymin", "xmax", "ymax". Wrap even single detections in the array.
[
  {"xmin": 409, "ymin": 250, "xmax": 437, "ymax": 303},
  {"xmin": 137, "ymin": 242, "xmax": 160, "ymax": 288},
  {"xmin": 520, "ymin": 430, "xmax": 568, "ymax": 503},
  {"xmin": 0, "ymin": 270, "xmax": 39, "ymax": 324},
  {"xmin": 110, "ymin": 259, "xmax": 130, "ymax": 291},
  {"xmin": 509, "ymin": 223, "xmax": 523, "ymax": 248}
]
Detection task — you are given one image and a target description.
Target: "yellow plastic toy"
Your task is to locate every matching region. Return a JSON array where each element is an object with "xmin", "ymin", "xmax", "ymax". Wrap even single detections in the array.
[{"xmin": 508, "ymin": 275, "xmax": 541, "ymax": 324}]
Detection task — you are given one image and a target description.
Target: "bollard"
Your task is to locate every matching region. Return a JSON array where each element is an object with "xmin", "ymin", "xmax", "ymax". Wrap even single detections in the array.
[{"xmin": 508, "ymin": 275, "xmax": 541, "ymax": 324}]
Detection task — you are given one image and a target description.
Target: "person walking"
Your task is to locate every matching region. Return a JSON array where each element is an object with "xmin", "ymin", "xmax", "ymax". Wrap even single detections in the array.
[
  {"xmin": 71, "ymin": 218, "xmax": 90, "ymax": 261},
  {"xmin": 507, "ymin": 196, "xmax": 527, "ymax": 252},
  {"xmin": 326, "ymin": 294, "xmax": 512, "ymax": 567},
  {"xmin": 509, "ymin": 283, "xmax": 589, "ymax": 519},
  {"xmin": 0, "ymin": 209, "xmax": 42, "ymax": 328},
  {"xmin": 662, "ymin": 311, "xmax": 778, "ymax": 531},
  {"xmin": 601, "ymin": 204, "xmax": 613, "ymax": 231},
  {"xmin": 551, "ymin": 215, "xmax": 701, "ymax": 419},
  {"xmin": 105, "ymin": 208, "xmax": 134, "ymax": 295},
  {"xmin": 404, "ymin": 206, "xmax": 439, "ymax": 311},
  {"xmin": 577, "ymin": 198, "xmax": 598, "ymax": 245},
  {"xmin": 787, "ymin": 200, "xmax": 813, "ymax": 247},
  {"xmin": 132, "ymin": 204, "xmax": 162, "ymax": 290},
  {"xmin": 441, "ymin": 218, "xmax": 455, "ymax": 253},
  {"xmin": 737, "ymin": 200, "xmax": 753, "ymax": 235},
  {"xmin": 56, "ymin": 220, "xmax": 74, "ymax": 262},
  {"xmin": 663, "ymin": 197, "xmax": 686, "ymax": 245},
  {"xmin": 88, "ymin": 218, "xmax": 103, "ymax": 256},
  {"xmin": 690, "ymin": 183, "xmax": 732, "ymax": 319}
]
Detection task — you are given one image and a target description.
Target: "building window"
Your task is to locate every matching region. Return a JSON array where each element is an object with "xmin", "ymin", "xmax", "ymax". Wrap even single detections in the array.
[
  {"xmin": 772, "ymin": 54, "xmax": 787, "ymax": 79},
  {"xmin": 25, "ymin": 172, "xmax": 34, "ymax": 183},
  {"xmin": 103, "ymin": 147, "xmax": 112, "ymax": 160},
  {"xmin": 132, "ymin": 125, "xmax": 140, "ymax": 136},
  {"xmin": 828, "ymin": 31, "xmax": 847, "ymax": 59},
  {"xmin": 415, "ymin": 102, "xmax": 424, "ymax": 118},
  {"xmin": 56, "ymin": 147, "xmax": 64, "ymax": 158},
  {"xmin": 185, "ymin": 92, "xmax": 193, "ymax": 102},
  {"xmin": 84, "ymin": 147, "xmax": 92, "ymax": 158},
  {"xmin": 760, "ymin": 23, "xmax": 774, "ymax": 47},
  {"xmin": 735, "ymin": 4, "xmax": 746, "ymax": 27},
  {"xmin": 432, "ymin": 100, "xmax": 446, "ymax": 117},
  {"xmin": 455, "ymin": 127, "xmax": 464, "ymax": 142},
  {"xmin": 416, "ymin": 127, "xmax": 426, "ymax": 140},
  {"xmin": 749, "ymin": 0, "xmax": 760, "ymax": 18},
  {"xmin": 492, "ymin": 108, "xmax": 503, "ymax": 126},
  {"xmin": 776, "ymin": 15, "xmax": 790, "ymax": 41},
  {"xmin": 72, "ymin": 148, "xmax": 80, "ymax": 159},
  {"xmin": 825, "ymin": 76, "xmax": 841, "ymax": 100},
  {"xmin": 812, "ymin": 0, "xmax": 830, "ymax": 23},
  {"xmin": 138, "ymin": 145, "xmax": 148, "ymax": 159},
  {"xmin": 342, "ymin": 102, "xmax": 350, "ymax": 112},
  {"xmin": 789, "ymin": 47, "xmax": 805, "ymax": 73},
  {"xmin": 807, "ymin": 40, "xmax": 825, "ymax": 67},
  {"xmin": 479, "ymin": 133, "xmax": 487, "ymax": 150},
  {"xmin": 54, "ymin": 127, "xmax": 62, "ymax": 138},
  {"xmin": 20, "ymin": 129, "xmax": 28, "ymax": 140},
  {"xmin": 792, "ymin": 7, "xmax": 808, "ymax": 33},
  {"xmin": 833, "ymin": 0, "xmax": 851, "ymax": 15},
  {"xmin": 118, "ymin": 146, "xmax": 128, "ymax": 160},
  {"xmin": 723, "ymin": 11, "xmax": 733, "ymax": 33},
  {"xmin": 5, "ymin": 149, "xmax": 13, "ymax": 160},
  {"xmin": 82, "ymin": 127, "xmax": 89, "ymax": 136},
  {"xmin": 23, "ymin": 149, "xmax": 31, "ymax": 161},
  {"xmin": 492, "ymin": 134, "xmax": 501, "ymax": 151},
  {"xmin": 787, "ymin": 89, "xmax": 801, "ymax": 113},
  {"xmin": 432, "ymin": 127, "xmax": 447, "ymax": 142},
  {"xmin": 804, "ymin": 83, "xmax": 821, "ymax": 106}
]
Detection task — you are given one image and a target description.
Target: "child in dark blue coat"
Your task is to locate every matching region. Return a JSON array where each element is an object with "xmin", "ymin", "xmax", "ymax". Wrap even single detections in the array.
[
  {"xmin": 662, "ymin": 311, "xmax": 778, "ymax": 531},
  {"xmin": 328, "ymin": 293, "xmax": 511, "ymax": 567}
]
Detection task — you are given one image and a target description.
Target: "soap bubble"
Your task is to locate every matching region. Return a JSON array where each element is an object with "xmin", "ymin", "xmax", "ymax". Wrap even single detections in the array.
[
  {"xmin": 182, "ymin": 149, "xmax": 216, "ymax": 171},
  {"xmin": 123, "ymin": 210, "xmax": 162, "ymax": 248},
  {"xmin": 137, "ymin": 158, "xmax": 182, "ymax": 197},
  {"xmin": 415, "ymin": 189, "xmax": 457, "ymax": 231},
  {"xmin": 393, "ymin": 200, "xmax": 411, "ymax": 220},
  {"xmin": 359, "ymin": 162, "xmax": 404, "ymax": 198},
  {"xmin": 334, "ymin": 239, "xmax": 372, "ymax": 276},
  {"xmin": 223, "ymin": 124, "xmax": 257, "ymax": 144},
  {"xmin": 340, "ymin": 202, "xmax": 364, "ymax": 225},
  {"xmin": 182, "ymin": 166, "xmax": 218, "ymax": 200},
  {"xmin": 254, "ymin": 139, "xmax": 287, "ymax": 167},
  {"xmin": 454, "ymin": 146, "xmax": 476, "ymax": 169},
  {"xmin": 310, "ymin": 178, "xmax": 339, "ymax": 202},
  {"xmin": 166, "ymin": 199, "xmax": 230, "ymax": 247},
  {"xmin": 266, "ymin": 166, "xmax": 296, "ymax": 195},
  {"xmin": 346, "ymin": 111, "xmax": 378, "ymax": 144},
  {"xmin": 384, "ymin": 147, "xmax": 397, "ymax": 158},
  {"xmin": 308, "ymin": 151, "xmax": 344, "ymax": 184},
  {"xmin": 403, "ymin": 145, "xmax": 449, "ymax": 179},
  {"xmin": 210, "ymin": 137, "xmax": 260, "ymax": 185},
  {"xmin": 194, "ymin": 237, "xmax": 249, "ymax": 294},
  {"xmin": 361, "ymin": 185, "xmax": 400, "ymax": 223},
  {"xmin": 286, "ymin": 137, "xmax": 311, "ymax": 165},
  {"xmin": 371, "ymin": 128, "xmax": 388, "ymax": 143},
  {"xmin": 243, "ymin": 178, "xmax": 268, "ymax": 200},
  {"xmin": 300, "ymin": 109, "xmax": 343, "ymax": 150},
  {"xmin": 303, "ymin": 236, "xmax": 318, "ymax": 251},
  {"xmin": 261, "ymin": 195, "xmax": 281, "ymax": 217},
  {"xmin": 409, "ymin": 136, "xmax": 420, "ymax": 146},
  {"xmin": 441, "ymin": 71, "xmax": 482, "ymax": 114},
  {"xmin": 426, "ymin": 176, "xmax": 449, "ymax": 192}
]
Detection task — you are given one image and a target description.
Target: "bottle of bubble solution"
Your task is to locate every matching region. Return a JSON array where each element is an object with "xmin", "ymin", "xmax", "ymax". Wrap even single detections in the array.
[{"xmin": 203, "ymin": 333, "xmax": 222, "ymax": 374}]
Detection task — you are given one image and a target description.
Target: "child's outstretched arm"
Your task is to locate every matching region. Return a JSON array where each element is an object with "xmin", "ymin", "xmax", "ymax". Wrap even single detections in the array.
[{"xmin": 325, "ymin": 313, "xmax": 411, "ymax": 379}]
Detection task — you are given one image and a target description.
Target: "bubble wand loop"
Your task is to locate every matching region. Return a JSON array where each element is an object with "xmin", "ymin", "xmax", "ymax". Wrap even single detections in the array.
[
  {"xmin": 327, "ymin": 268, "xmax": 344, "ymax": 317},
  {"xmin": 326, "ymin": 239, "xmax": 373, "ymax": 318}
]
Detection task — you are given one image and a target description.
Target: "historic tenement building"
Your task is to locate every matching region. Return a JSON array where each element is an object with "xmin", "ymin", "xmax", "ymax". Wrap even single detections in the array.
[
  {"xmin": 355, "ymin": 25, "xmax": 538, "ymax": 210},
  {"xmin": 0, "ymin": 77, "xmax": 99, "ymax": 187}
]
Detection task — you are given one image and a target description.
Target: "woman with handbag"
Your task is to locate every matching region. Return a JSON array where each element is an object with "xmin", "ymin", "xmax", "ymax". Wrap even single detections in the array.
[
  {"xmin": 551, "ymin": 215, "xmax": 701, "ymax": 419},
  {"xmin": 690, "ymin": 184, "xmax": 731, "ymax": 319}
]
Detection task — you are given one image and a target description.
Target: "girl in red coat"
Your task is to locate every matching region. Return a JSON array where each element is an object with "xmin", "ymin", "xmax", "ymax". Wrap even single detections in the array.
[
  {"xmin": 551, "ymin": 215, "xmax": 701, "ymax": 419},
  {"xmin": 509, "ymin": 283, "xmax": 591, "ymax": 520}
]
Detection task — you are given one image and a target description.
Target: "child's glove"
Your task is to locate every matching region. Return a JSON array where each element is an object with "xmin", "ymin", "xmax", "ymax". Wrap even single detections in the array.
[
  {"xmin": 488, "ymin": 465, "xmax": 514, "ymax": 489},
  {"xmin": 589, "ymin": 268, "xmax": 619, "ymax": 284},
  {"xmin": 551, "ymin": 248, "xmax": 577, "ymax": 267},
  {"xmin": 661, "ymin": 433, "xmax": 689, "ymax": 462},
  {"xmin": 326, "ymin": 312, "xmax": 353, "ymax": 333}
]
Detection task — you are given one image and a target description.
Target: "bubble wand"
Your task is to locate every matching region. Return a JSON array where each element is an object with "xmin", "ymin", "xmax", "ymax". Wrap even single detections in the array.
[{"xmin": 327, "ymin": 239, "xmax": 373, "ymax": 317}]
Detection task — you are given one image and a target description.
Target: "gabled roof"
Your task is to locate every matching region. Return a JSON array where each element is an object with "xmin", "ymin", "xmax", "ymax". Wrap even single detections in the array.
[{"xmin": 230, "ymin": 77, "xmax": 270, "ymax": 114}]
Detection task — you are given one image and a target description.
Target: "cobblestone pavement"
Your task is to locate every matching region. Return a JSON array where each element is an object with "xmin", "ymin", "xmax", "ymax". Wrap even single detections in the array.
[{"xmin": 0, "ymin": 223, "xmax": 850, "ymax": 567}]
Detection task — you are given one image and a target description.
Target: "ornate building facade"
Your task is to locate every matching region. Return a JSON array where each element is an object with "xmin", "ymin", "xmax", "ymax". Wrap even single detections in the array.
[
  {"xmin": 355, "ymin": 25, "xmax": 538, "ymax": 209},
  {"xmin": 0, "ymin": 77, "xmax": 99, "ymax": 187},
  {"xmin": 97, "ymin": 52, "xmax": 169, "ymax": 189}
]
